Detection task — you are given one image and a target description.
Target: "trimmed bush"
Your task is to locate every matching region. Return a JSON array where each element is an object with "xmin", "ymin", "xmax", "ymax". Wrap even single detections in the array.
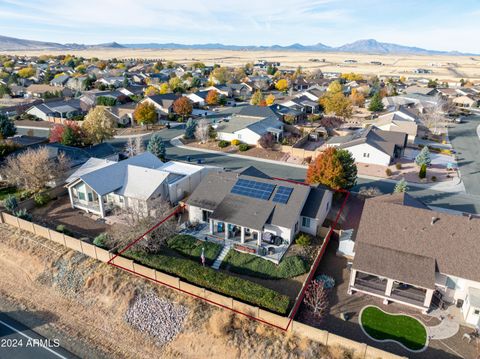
[
  {"xmin": 295, "ymin": 233, "xmax": 311, "ymax": 246},
  {"xmin": 124, "ymin": 250, "xmax": 290, "ymax": 314},
  {"xmin": 220, "ymin": 250, "xmax": 309, "ymax": 279},
  {"xmin": 419, "ymin": 164, "xmax": 427, "ymax": 179},
  {"xmin": 33, "ymin": 192, "xmax": 51, "ymax": 207},
  {"xmin": 93, "ymin": 233, "xmax": 108, "ymax": 249},
  {"xmin": 231, "ymin": 139, "xmax": 241, "ymax": 146},
  {"xmin": 166, "ymin": 234, "xmax": 222, "ymax": 265},
  {"xmin": 385, "ymin": 168, "xmax": 393, "ymax": 176},
  {"xmin": 395, "ymin": 163, "xmax": 402, "ymax": 170},
  {"xmin": 218, "ymin": 140, "xmax": 230, "ymax": 148},
  {"xmin": 4, "ymin": 195, "xmax": 18, "ymax": 213},
  {"xmin": 238, "ymin": 143, "xmax": 249, "ymax": 152}
]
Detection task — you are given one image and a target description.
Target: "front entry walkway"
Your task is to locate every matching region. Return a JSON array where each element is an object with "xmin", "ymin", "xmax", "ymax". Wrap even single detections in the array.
[{"xmin": 211, "ymin": 240, "xmax": 233, "ymax": 270}]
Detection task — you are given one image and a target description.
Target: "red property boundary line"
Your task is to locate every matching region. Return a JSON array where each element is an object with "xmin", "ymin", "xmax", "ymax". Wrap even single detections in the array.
[{"xmin": 107, "ymin": 178, "xmax": 350, "ymax": 332}]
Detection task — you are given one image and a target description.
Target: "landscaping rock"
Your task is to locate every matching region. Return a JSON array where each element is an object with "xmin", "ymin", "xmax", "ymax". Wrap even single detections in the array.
[{"xmin": 125, "ymin": 292, "xmax": 188, "ymax": 346}]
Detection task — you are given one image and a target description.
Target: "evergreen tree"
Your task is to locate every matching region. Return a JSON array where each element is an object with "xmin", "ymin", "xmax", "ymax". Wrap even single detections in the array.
[
  {"xmin": 147, "ymin": 133, "xmax": 166, "ymax": 161},
  {"xmin": 415, "ymin": 146, "xmax": 431, "ymax": 166},
  {"xmin": 368, "ymin": 92, "xmax": 384, "ymax": 112},
  {"xmin": 0, "ymin": 114, "xmax": 16, "ymax": 139},
  {"xmin": 394, "ymin": 178, "xmax": 408, "ymax": 193},
  {"xmin": 184, "ymin": 118, "xmax": 196, "ymax": 139}
]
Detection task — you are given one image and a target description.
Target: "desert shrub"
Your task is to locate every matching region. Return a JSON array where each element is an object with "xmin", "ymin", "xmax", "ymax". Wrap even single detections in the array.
[
  {"xmin": 395, "ymin": 163, "xmax": 402, "ymax": 170},
  {"xmin": 218, "ymin": 140, "xmax": 230, "ymax": 148},
  {"xmin": 231, "ymin": 139, "xmax": 241, "ymax": 146},
  {"xmin": 316, "ymin": 274, "xmax": 335, "ymax": 289},
  {"xmin": 238, "ymin": 143, "xmax": 249, "ymax": 152},
  {"xmin": 258, "ymin": 133, "xmax": 275, "ymax": 149},
  {"xmin": 295, "ymin": 233, "xmax": 311, "ymax": 246},
  {"xmin": 93, "ymin": 233, "xmax": 109, "ymax": 249},
  {"xmin": 385, "ymin": 168, "xmax": 393, "ymax": 176},
  {"xmin": 220, "ymin": 250, "xmax": 309, "ymax": 279},
  {"xmin": 55, "ymin": 224, "xmax": 72, "ymax": 235},
  {"xmin": 13, "ymin": 208, "xmax": 31, "ymax": 220},
  {"xmin": 124, "ymin": 250, "xmax": 290, "ymax": 314},
  {"xmin": 431, "ymin": 176, "xmax": 437, "ymax": 182},
  {"xmin": 4, "ymin": 195, "xmax": 18, "ymax": 213},
  {"xmin": 33, "ymin": 191, "xmax": 51, "ymax": 207},
  {"xmin": 419, "ymin": 164, "xmax": 427, "ymax": 179}
]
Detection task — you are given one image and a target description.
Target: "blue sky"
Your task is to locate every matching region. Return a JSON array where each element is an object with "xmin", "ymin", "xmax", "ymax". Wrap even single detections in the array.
[{"xmin": 0, "ymin": 0, "xmax": 479, "ymax": 52}]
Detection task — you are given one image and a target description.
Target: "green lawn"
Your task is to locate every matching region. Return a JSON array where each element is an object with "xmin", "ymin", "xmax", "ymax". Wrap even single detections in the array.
[
  {"xmin": 124, "ymin": 250, "xmax": 291, "ymax": 315},
  {"xmin": 360, "ymin": 306, "xmax": 427, "ymax": 351},
  {"xmin": 220, "ymin": 249, "xmax": 309, "ymax": 280},
  {"xmin": 166, "ymin": 234, "xmax": 222, "ymax": 265}
]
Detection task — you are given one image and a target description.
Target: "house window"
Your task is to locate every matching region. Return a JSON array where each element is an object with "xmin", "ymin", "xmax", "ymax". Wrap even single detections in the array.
[
  {"xmin": 302, "ymin": 217, "xmax": 311, "ymax": 228},
  {"xmin": 475, "ymin": 309, "xmax": 480, "ymax": 315},
  {"xmin": 238, "ymin": 134, "xmax": 242, "ymax": 140},
  {"xmin": 119, "ymin": 196, "xmax": 124, "ymax": 203},
  {"xmin": 87, "ymin": 193, "xmax": 93, "ymax": 202},
  {"xmin": 78, "ymin": 192, "xmax": 85, "ymax": 200},
  {"xmin": 363, "ymin": 153, "xmax": 370, "ymax": 158}
]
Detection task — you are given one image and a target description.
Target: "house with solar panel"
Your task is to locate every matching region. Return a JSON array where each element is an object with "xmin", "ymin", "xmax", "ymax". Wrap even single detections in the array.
[{"xmin": 185, "ymin": 167, "xmax": 333, "ymax": 263}]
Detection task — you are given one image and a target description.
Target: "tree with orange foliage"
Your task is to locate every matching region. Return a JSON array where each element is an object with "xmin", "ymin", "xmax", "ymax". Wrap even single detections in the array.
[
  {"xmin": 349, "ymin": 88, "xmax": 365, "ymax": 107},
  {"xmin": 266, "ymin": 94, "xmax": 275, "ymax": 106},
  {"xmin": 306, "ymin": 147, "xmax": 357, "ymax": 189},
  {"xmin": 173, "ymin": 97, "xmax": 193, "ymax": 121},
  {"xmin": 205, "ymin": 89, "xmax": 219, "ymax": 105}
]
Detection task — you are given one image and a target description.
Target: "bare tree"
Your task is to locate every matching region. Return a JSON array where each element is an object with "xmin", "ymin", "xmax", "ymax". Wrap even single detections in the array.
[
  {"xmin": 194, "ymin": 119, "xmax": 210, "ymax": 144},
  {"xmin": 125, "ymin": 137, "xmax": 145, "ymax": 157},
  {"xmin": 134, "ymin": 136, "xmax": 145, "ymax": 154},
  {"xmin": 108, "ymin": 198, "xmax": 177, "ymax": 253},
  {"xmin": 422, "ymin": 93, "xmax": 447, "ymax": 134},
  {"xmin": 303, "ymin": 280, "xmax": 329, "ymax": 323},
  {"xmin": 1, "ymin": 147, "xmax": 70, "ymax": 192}
]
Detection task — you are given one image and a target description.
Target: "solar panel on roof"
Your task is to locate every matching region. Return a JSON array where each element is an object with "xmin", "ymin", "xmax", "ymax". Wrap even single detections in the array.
[
  {"xmin": 272, "ymin": 186, "xmax": 293, "ymax": 204},
  {"xmin": 231, "ymin": 178, "xmax": 275, "ymax": 200}
]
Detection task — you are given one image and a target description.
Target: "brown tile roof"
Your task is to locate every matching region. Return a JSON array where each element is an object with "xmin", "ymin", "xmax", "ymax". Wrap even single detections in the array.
[{"xmin": 353, "ymin": 193, "xmax": 480, "ymax": 287}]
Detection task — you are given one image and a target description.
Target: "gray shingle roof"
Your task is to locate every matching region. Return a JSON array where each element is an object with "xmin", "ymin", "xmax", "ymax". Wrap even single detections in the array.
[{"xmin": 353, "ymin": 193, "xmax": 480, "ymax": 288}]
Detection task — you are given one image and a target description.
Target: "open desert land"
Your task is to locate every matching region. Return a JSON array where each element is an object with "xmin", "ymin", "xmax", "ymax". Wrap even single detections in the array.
[{"xmin": 4, "ymin": 49, "xmax": 480, "ymax": 80}]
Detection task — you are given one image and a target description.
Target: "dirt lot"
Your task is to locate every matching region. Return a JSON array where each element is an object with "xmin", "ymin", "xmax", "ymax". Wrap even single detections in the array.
[
  {"xmin": 0, "ymin": 223, "xmax": 356, "ymax": 359},
  {"xmin": 4, "ymin": 49, "xmax": 480, "ymax": 80}
]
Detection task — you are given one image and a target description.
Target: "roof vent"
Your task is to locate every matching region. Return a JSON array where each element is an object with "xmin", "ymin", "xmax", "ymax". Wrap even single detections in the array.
[{"xmin": 431, "ymin": 217, "xmax": 438, "ymax": 225}]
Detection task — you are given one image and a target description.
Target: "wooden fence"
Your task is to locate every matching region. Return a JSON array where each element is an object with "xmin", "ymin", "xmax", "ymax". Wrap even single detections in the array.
[{"xmin": 0, "ymin": 212, "xmax": 405, "ymax": 359}]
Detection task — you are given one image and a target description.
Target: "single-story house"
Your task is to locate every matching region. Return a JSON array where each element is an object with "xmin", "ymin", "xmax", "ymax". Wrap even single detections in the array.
[
  {"xmin": 326, "ymin": 126, "xmax": 407, "ymax": 166},
  {"xmin": 214, "ymin": 106, "xmax": 284, "ymax": 145},
  {"xmin": 349, "ymin": 193, "xmax": 480, "ymax": 325},
  {"xmin": 26, "ymin": 84, "xmax": 72, "ymax": 98},
  {"xmin": 453, "ymin": 95, "xmax": 478, "ymax": 108},
  {"xmin": 65, "ymin": 152, "xmax": 221, "ymax": 218},
  {"xmin": 404, "ymin": 85, "xmax": 437, "ymax": 96},
  {"xmin": 184, "ymin": 90, "xmax": 209, "ymax": 107},
  {"xmin": 26, "ymin": 99, "xmax": 84, "ymax": 121},
  {"xmin": 186, "ymin": 167, "xmax": 333, "ymax": 262},
  {"xmin": 368, "ymin": 107, "xmax": 420, "ymax": 140},
  {"xmin": 141, "ymin": 93, "xmax": 181, "ymax": 116}
]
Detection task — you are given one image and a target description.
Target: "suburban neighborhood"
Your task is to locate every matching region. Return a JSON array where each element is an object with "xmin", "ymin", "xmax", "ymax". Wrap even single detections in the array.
[{"xmin": 0, "ymin": 2, "xmax": 480, "ymax": 359}]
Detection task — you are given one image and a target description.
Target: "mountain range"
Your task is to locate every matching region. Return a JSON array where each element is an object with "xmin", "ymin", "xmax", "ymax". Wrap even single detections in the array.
[{"xmin": 0, "ymin": 35, "xmax": 475, "ymax": 56}]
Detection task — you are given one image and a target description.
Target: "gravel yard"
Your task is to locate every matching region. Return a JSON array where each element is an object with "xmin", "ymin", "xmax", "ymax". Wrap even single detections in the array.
[{"xmin": 125, "ymin": 292, "xmax": 188, "ymax": 346}]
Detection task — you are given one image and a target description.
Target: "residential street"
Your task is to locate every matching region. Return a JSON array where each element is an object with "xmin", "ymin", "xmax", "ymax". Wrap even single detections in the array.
[
  {"xmin": 449, "ymin": 115, "xmax": 480, "ymax": 195},
  {"xmin": 108, "ymin": 125, "xmax": 480, "ymax": 214},
  {"xmin": 0, "ymin": 312, "xmax": 77, "ymax": 359}
]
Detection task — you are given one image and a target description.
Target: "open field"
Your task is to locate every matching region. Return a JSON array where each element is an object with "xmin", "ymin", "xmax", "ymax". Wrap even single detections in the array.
[{"xmin": 3, "ymin": 48, "xmax": 480, "ymax": 80}]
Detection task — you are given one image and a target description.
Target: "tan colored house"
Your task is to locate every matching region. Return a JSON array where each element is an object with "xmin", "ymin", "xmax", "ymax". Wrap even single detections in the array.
[
  {"xmin": 367, "ymin": 107, "xmax": 420, "ymax": 140},
  {"xmin": 453, "ymin": 95, "xmax": 478, "ymax": 108}
]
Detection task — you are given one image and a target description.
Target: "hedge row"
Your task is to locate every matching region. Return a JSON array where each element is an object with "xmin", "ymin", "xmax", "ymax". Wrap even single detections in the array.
[{"xmin": 124, "ymin": 250, "xmax": 290, "ymax": 315}]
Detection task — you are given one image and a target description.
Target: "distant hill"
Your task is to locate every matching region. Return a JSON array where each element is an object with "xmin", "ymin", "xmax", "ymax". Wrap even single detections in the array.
[{"xmin": 0, "ymin": 34, "xmax": 475, "ymax": 55}]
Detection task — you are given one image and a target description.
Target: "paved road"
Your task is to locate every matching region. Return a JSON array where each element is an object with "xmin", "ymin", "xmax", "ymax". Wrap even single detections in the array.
[
  {"xmin": 108, "ymin": 126, "xmax": 480, "ymax": 214},
  {"xmin": 0, "ymin": 313, "xmax": 77, "ymax": 359},
  {"xmin": 449, "ymin": 115, "xmax": 480, "ymax": 195}
]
